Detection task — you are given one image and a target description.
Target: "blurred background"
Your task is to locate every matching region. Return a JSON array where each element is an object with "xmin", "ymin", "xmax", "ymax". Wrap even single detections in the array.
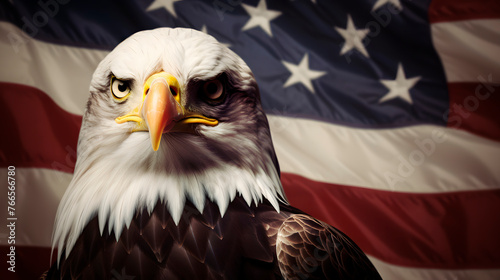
[{"xmin": 1, "ymin": 0, "xmax": 499, "ymax": 279}]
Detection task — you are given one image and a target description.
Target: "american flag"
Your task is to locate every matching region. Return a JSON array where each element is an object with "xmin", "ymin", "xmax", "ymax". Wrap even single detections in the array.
[{"xmin": 1, "ymin": 0, "xmax": 499, "ymax": 279}]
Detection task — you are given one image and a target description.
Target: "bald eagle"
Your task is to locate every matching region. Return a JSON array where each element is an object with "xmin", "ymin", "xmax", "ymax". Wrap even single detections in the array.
[{"xmin": 44, "ymin": 28, "xmax": 382, "ymax": 280}]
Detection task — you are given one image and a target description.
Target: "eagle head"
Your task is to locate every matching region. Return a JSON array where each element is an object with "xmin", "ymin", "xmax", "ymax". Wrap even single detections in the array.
[{"xmin": 52, "ymin": 28, "xmax": 287, "ymax": 260}]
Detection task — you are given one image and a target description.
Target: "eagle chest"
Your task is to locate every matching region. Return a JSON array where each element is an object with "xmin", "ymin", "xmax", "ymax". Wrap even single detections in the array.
[{"xmin": 55, "ymin": 198, "xmax": 288, "ymax": 280}]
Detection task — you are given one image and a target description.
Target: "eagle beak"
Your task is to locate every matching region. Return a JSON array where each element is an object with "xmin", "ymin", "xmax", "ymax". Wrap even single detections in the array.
[
  {"xmin": 115, "ymin": 72, "xmax": 218, "ymax": 151},
  {"xmin": 143, "ymin": 73, "xmax": 183, "ymax": 151}
]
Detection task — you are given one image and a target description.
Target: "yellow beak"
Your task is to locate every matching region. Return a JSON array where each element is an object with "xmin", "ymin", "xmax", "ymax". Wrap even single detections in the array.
[
  {"xmin": 143, "ymin": 73, "xmax": 182, "ymax": 151},
  {"xmin": 115, "ymin": 72, "xmax": 218, "ymax": 151}
]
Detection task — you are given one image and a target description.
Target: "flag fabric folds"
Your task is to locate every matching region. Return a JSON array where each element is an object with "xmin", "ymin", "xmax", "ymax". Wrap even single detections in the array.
[{"xmin": 0, "ymin": 0, "xmax": 499, "ymax": 279}]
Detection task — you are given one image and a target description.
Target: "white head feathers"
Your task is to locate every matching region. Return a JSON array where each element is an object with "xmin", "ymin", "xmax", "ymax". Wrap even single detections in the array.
[{"xmin": 52, "ymin": 27, "xmax": 287, "ymax": 262}]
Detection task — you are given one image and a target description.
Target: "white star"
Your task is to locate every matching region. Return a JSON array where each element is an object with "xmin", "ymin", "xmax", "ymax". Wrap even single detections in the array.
[
  {"xmin": 241, "ymin": 0, "xmax": 282, "ymax": 37},
  {"xmin": 282, "ymin": 53, "xmax": 327, "ymax": 94},
  {"xmin": 146, "ymin": 0, "xmax": 182, "ymax": 18},
  {"xmin": 379, "ymin": 63, "xmax": 421, "ymax": 104},
  {"xmin": 200, "ymin": 25, "xmax": 231, "ymax": 48},
  {"xmin": 372, "ymin": 0, "xmax": 402, "ymax": 11},
  {"xmin": 335, "ymin": 14, "xmax": 370, "ymax": 58}
]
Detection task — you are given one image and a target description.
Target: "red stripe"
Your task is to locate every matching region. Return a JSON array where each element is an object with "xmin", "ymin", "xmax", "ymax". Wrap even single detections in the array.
[
  {"xmin": 446, "ymin": 82, "xmax": 500, "ymax": 141},
  {"xmin": 0, "ymin": 82, "xmax": 81, "ymax": 171},
  {"xmin": 0, "ymin": 245, "xmax": 56, "ymax": 280},
  {"xmin": 282, "ymin": 172, "xmax": 500, "ymax": 269},
  {"xmin": 429, "ymin": 0, "xmax": 500, "ymax": 23}
]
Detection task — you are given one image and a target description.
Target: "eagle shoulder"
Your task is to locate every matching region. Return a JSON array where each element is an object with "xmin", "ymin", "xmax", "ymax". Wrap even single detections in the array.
[{"xmin": 276, "ymin": 214, "xmax": 382, "ymax": 280}]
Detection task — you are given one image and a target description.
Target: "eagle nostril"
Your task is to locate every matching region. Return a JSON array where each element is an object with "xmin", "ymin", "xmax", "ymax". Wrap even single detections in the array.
[{"xmin": 170, "ymin": 86, "xmax": 178, "ymax": 97}]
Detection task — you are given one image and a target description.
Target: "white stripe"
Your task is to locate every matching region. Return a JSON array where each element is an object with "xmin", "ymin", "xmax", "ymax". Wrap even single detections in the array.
[
  {"xmin": 0, "ymin": 168, "xmax": 72, "ymax": 247},
  {"xmin": 268, "ymin": 114, "xmax": 500, "ymax": 192},
  {"xmin": 1, "ymin": 21, "xmax": 499, "ymax": 194},
  {"xmin": 432, "ymin": 19, "xmax": 500, "ymax": 83},
  {"xmin": 0, "ymin": 21, "xmax": 108, "ymax": 115},
  {"xmin": 369, "ymin": 255, "xmax": 500, "ymax": 280}
]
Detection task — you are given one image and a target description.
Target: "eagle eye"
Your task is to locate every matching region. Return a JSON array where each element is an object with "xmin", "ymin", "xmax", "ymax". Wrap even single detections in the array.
[
  {"xmin": 110, "ymin": 77, "xmax": 131, "ymax": 101},
  {"xmin": 202, "ymin": 79, "xmax": 224, "ymax": 101}
]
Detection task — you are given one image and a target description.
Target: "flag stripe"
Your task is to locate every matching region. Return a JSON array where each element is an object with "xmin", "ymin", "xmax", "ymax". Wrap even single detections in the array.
[
  {"xmin": 428, "ymin": 0, "xmax": 500, "ymax": 23},
  {"xmin": 0, "ymin": 21, "xmax": 108, "ymax": 115},
  {"xmin": 3, "ymin": 83, "xmax": 500, "ymax": 194},
  {"xmin": 3, "ymin": 167, "xmax": 500, "ymax": 270},
  {"xmin": 270, "ymin": 115, "xmax": 500, "ymax": 193},
  {"xmin": 0, "ymin": 82, "xmax": 81, "ymax": 172},
  {"xmin": 447, "ymin": 82, "xmax": 500, "ymax": 141},
  {"xmin": 430, "ymin": 19, "xmax": 500, "ymax": 83},
  {"xmin": 368, "ymin": 256, "xmax": 500, "ymax": 280}
]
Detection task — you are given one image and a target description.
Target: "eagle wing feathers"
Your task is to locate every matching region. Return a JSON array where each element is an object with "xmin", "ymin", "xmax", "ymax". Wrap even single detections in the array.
[{"xmin": 276, "ymin": 214, "xmax": 382, "ymax": 280}]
